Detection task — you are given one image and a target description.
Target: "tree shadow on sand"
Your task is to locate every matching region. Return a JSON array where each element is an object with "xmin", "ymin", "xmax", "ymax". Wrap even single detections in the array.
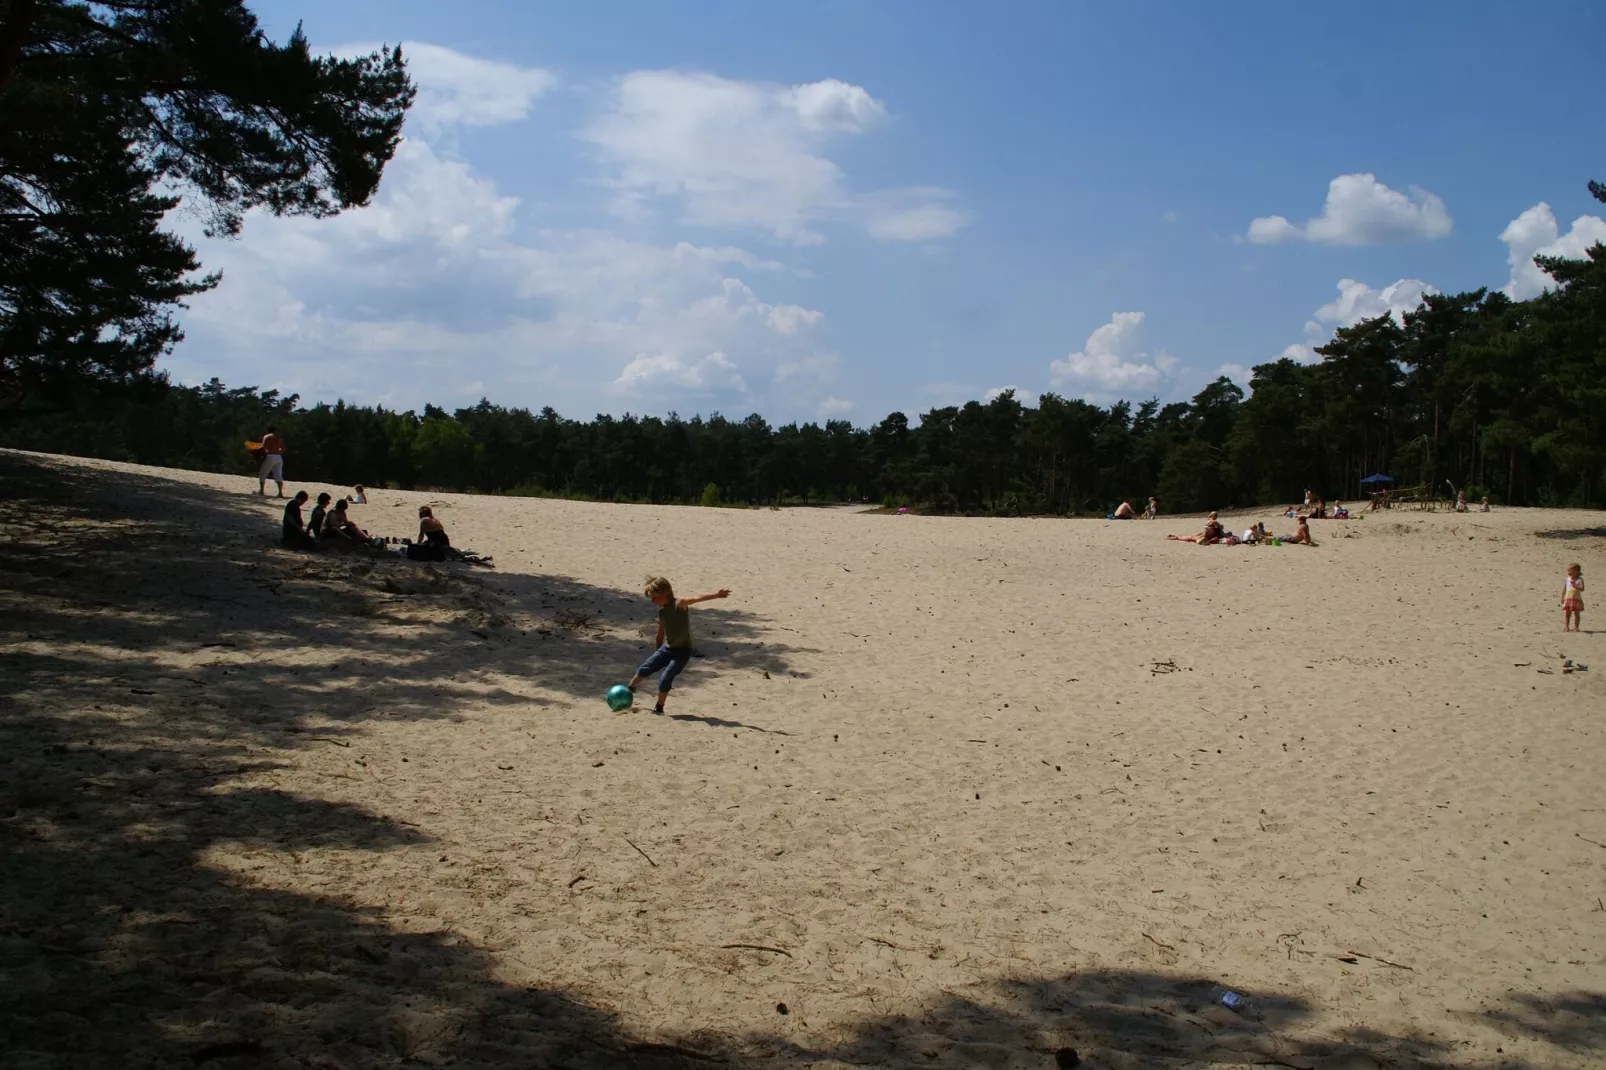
[
  {"xmin": 2, "ymin": 451, "xmax": 1600, "ymax": 1069},
  {"xmin": 1532, "ymin": 526, "xmax": 1606, "ymax": 541}
]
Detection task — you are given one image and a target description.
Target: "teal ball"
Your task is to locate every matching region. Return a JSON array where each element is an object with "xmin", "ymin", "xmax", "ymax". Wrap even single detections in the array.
[{"xmin": 605, "ymin": 684, "xmax": 633, "ymax": 712}]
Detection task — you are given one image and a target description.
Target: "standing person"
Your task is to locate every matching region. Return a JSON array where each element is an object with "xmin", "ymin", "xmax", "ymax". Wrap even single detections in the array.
[
  {"xmin": 1562, "ymin": 563, "xmax": 1585, "ymax": 632},
  {"xmin": 257, "ymin": 425, "xmax": 286, "ymax": 497},
  {"xmin": 627, "ymin": 576, "xmax": 731, "ymax": 714},
  {"xmin": 281, "ymin": 491, "xmax": 311, "ymax": 548}
]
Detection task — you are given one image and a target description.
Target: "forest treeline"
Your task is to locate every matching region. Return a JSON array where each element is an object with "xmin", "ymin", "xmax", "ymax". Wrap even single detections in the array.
[{"xmin": 4, "ymin": 182, "xmax": 1604, "ymax": 513}]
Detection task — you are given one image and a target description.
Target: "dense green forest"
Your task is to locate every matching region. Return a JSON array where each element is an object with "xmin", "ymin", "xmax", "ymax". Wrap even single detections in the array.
[{"xmin": 4, "ymin": 180, "xmax": 1604, "ymax": 513}]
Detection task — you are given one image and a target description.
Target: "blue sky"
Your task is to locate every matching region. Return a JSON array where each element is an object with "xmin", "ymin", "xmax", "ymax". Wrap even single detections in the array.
[{"xmin": 169, "ymin": 1, "xmax": 1606, "ymax": 423}]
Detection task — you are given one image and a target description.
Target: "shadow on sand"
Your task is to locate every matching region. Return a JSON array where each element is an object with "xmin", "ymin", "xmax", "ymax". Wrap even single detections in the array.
[{"xmin": 1, "ymin": 452, "xmax": 1600, "ymax": 1068}]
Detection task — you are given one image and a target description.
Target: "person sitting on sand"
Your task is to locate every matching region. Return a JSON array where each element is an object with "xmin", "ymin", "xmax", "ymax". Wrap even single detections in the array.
[
  {"xmin": 1112, "ymin": 500, "xmax": 1136, "ymax": 519},
  {"xmin": 1480, "ymin": 496, "xmax": 1490, "ymax": 513},
  {"xmin": 308, "ymin": 492, "xmax": 332, "ymax": 542},
  {"xmin": 281, "ymin": 491, "xmax": 312, "ymax": 548},
  {"xmin": 1143, "ymin": 496, "xmax": 1158, "ymax": 520},
  {"xmin": 1241, "ymin": 521, "xmax": 1269, "ymax": 544},
  {"xmin": 406, "ymin": 506, "xmax": 451, "ymax": 561},
  {"xmin": 1455, "ymin": 489, "xmax": 1468, "ymax": 513},
  {"xmin": 1167, "ymin": 511, "xmax": 1226, "ymax": 544},
  {"xmin": 321, "ymin": 499, "xmax": 368, "ymax": 546},
  {"xmin": 1332, "ymin": 501, "xmax": 1349, "ymax": 519},
  {"xmin": 348, "ymin": 484, "xmax": 367, "ymax": 504},
  {"xmin": 1283, "ymin": 516, "xmax": 1315, "ymax": 545}
]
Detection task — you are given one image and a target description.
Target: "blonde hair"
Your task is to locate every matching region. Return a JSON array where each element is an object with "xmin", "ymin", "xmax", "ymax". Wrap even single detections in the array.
[
  {"xmin": 644, "ymin": 575, "xmax": 674, "ymax": 599},
  {"xmin": 1568, "ymin": 562, "xmax": 1582, "ymax": 575}
]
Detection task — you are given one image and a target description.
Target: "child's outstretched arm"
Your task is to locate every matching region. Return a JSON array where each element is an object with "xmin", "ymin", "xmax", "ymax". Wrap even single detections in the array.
[{"xmin": 678, "ymin": 588, "xmax": 732, "ymax": 608}]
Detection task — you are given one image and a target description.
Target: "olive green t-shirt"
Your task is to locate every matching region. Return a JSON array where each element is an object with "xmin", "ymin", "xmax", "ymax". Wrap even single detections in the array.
[{"xmin": 659, "ymin": 601, "xmax": 692, "ymax": 649}]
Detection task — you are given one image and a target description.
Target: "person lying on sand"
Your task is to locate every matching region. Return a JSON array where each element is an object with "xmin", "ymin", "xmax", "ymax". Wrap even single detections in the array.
[
  {"xmin": 1167, "ymin": 512, "xmax": 1226, "ymax": 544},
  {"xmin": 1282, "ymin": 516, "xmax": 1315, "ymax": 545},
  {"xmin": 1112, "ymin": 500, "xmax": 1136, "ymax": 519}
]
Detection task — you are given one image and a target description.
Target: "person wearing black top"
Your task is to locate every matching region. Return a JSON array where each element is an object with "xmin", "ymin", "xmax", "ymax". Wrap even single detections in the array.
[
  {"xmin": 308, "ymin": 492, "xmax": 332, "ymax": 542},
  {"xmin": 407, "ymin": 506, "xmax": 451, "ymax": 560},
  {"xmin": 281, "ymin": 491, "xmax": 312, "ymax": 548}
]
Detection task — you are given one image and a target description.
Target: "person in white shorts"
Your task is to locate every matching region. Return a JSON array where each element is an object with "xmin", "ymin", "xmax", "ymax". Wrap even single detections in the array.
[{"xmin": 257, "ymin": 426, "xmax": 286, "ymax": 497}]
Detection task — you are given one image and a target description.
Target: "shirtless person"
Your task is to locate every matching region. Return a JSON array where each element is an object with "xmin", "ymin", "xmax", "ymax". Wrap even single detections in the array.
[{"xmin": 257, "ymin": 426, "xmax": 286, "ymax": 497}]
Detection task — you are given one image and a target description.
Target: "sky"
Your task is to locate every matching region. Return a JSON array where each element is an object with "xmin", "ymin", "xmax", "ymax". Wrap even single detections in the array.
[{"xmin": 166, "ymin": 1, "xmax": 1606, "ymax": 425}]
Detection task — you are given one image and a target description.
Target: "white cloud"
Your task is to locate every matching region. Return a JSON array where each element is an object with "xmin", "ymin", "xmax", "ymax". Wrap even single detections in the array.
[
  {"xmin": 1499, "ymin": 202, "xmax": 1606, "ymax": 300},
  {"xmin": 775, "ymin": 353, "xmax": 839, "ymax": 383},
  {"xmin": 1264, "ymin": 279, "xmax": 1432, "ymax": 375},
  {"xmin": 817, "ymin": 395, "xmax": 856, "ymax": 416},
  {"xmin": 1216, "ymin": 363, "xmax": 1250, "ymax": 383},
  {"xmin": 985, "ymin": 385, "xmax": 1038, "ymax": 407},
  {"xmin": 1049, "ymin": 312, "xmax": 1178, "ymax": 394},
  {"xmin": 787, "ymin": 79, "xmax": 886, "ymax": 132},
  {"xmin": 862, "ymin": 188, "xmax": 968, "ymax": 242},
  {"xmin": 1310, "ymin": 277, "xmax": 1435, "ymax": 330},
  {"xmin": 582, "ymin": 70, "xmax": 964, "ymax": 244},
  {"xmin": 169, "ymin": 106, "xmax": 830, "ymax": 417},
  {"xmin": 767, "ymin": 304, "xmax": 824, "ymax": 334},
  {"xmin": 613, "ymin": 351, "xmax": 749, "ymax": 397},
  {"xmin": 1247, "ymin": 173, "xmax": 1452, "ymax": 245},
  {"xmin": 340, "ymin": 42, "xmax": 555, "ymax": 134}
]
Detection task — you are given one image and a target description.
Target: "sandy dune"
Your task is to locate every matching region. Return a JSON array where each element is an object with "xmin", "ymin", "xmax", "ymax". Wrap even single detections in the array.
[{"xmin": 2, "ymin": 448, "xmax": 1603, "ymax": 1069}]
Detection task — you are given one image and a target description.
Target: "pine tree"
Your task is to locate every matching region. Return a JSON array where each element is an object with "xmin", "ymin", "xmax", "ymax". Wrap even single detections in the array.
[{"xmin": 0, "ymin": 1, "xmax": 413, "ymax": 408}]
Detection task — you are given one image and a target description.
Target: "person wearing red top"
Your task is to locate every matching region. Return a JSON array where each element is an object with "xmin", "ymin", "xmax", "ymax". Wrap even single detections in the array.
[{"xmin": 257, "ymin": 426, "xmax": 286, "ymax": 497}]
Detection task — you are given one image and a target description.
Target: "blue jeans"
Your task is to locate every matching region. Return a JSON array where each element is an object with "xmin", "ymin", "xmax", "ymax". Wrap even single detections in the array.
[{"xmin": 636, "ymin": 645, "xmax": 692, "ymax": 693}]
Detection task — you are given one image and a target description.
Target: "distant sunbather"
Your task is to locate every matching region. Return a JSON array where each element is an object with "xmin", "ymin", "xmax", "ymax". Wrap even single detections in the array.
[
  {"xmin": 1168, "ymin": 511, "xmax": 1226, "ymax": 544},
  {"xmin": 1113, "ymin": 500, "xmax": 1136, "ymax": 519},
  {"xmin": 1143, "ymin": 496, "xmax": 1158, "ymax": 520},
  {"xmin": 1283, "ymin": 516, "xmax": 1315, "ymax": 545}
]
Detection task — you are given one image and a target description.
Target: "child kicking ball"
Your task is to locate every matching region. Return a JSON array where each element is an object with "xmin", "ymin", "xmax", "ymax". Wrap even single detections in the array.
[{"xmin": 628, "ymin": 576, "xmax": 731, "ymax": 713}]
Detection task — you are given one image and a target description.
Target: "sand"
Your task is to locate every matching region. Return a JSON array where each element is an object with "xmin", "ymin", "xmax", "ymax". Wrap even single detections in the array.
[{"xmin": 1, "ymin": 447, "xmax": 1603, "ymax": 1070}]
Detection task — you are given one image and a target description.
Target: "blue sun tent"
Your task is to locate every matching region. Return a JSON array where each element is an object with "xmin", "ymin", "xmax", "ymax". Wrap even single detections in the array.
[{"xmin": 1358, "ymin": 473, "xmax": 1394, "ymax": 484}]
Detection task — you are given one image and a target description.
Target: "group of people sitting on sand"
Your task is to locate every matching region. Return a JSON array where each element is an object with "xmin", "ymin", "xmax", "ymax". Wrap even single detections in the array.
[
  {"xmin": 281, "ymin": 487, "xmax": 471, "ymax": 563},
  {"xmin": 1287, "ymin": 489, "xmax": 1351, "ymax": 520},
  {"xmin": 281, "ymin": 486, "xmax": 368, "ymax": 548},
  {"xmin": 1167, "ymin": 511, "xmax": 1315, "ymax": 546},
  {"xmin": 1111, "ymin": 496, "xmax": 1160, "ymax": 520}
]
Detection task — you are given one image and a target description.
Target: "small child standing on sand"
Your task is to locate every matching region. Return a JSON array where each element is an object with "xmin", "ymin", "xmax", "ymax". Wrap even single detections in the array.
[
  {"xmin": 1562, "ymin": 563, "xmax": 1584, "ymax": 632},
  {"xmin": 629, "ymin": 576, "xmax": 731, "ymax": 713}
]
